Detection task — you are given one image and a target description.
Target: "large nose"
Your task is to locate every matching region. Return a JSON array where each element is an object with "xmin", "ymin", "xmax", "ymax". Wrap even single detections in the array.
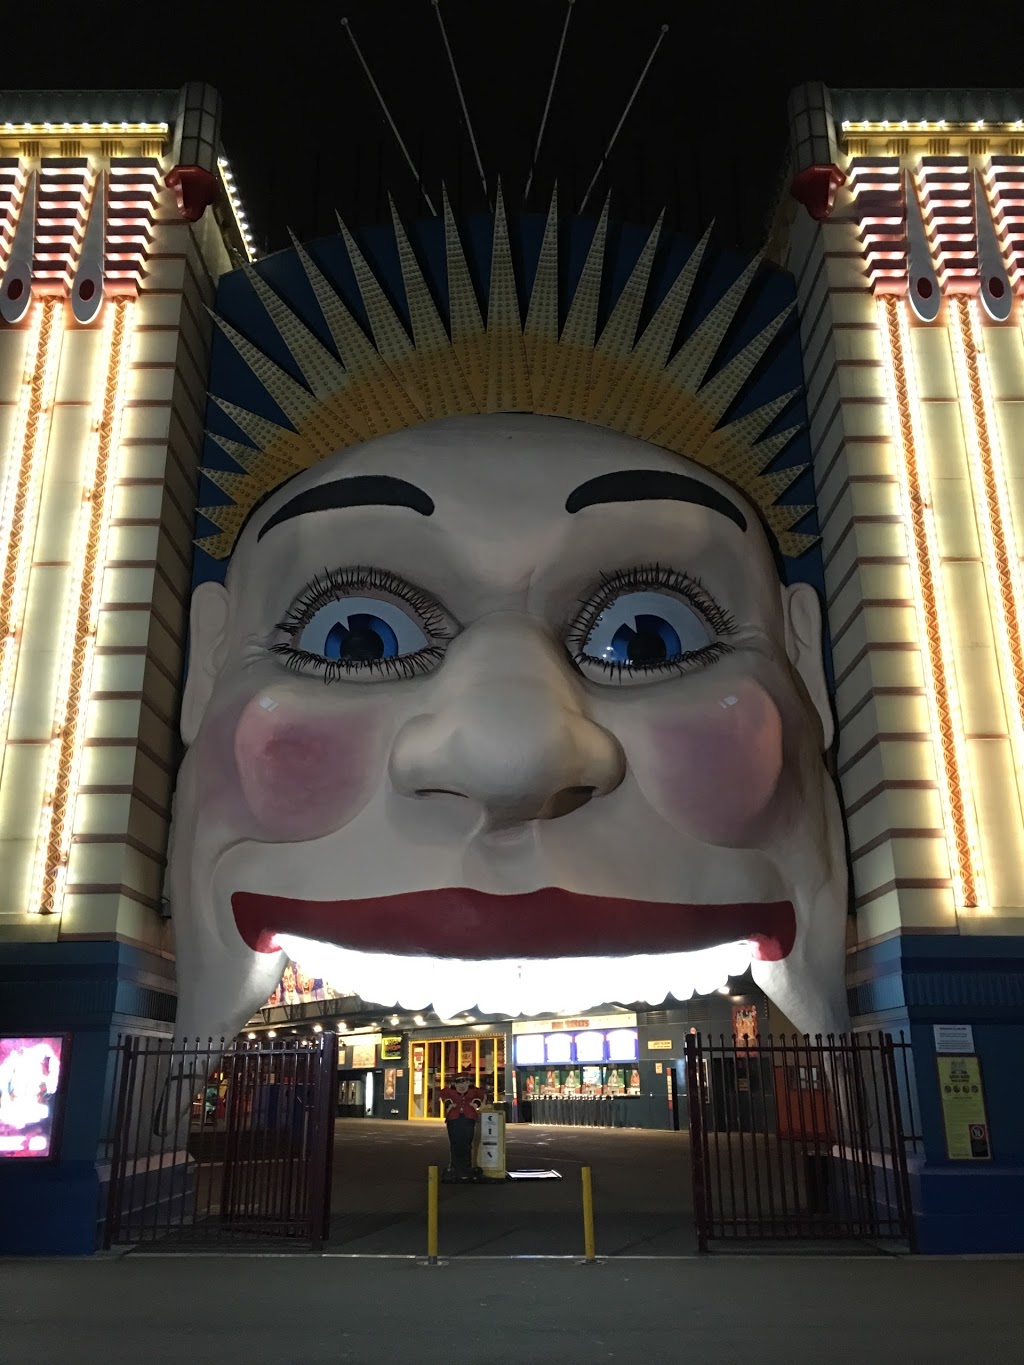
[{"xmin": 389, "ymin": 615, "xmax": 625, "ymax": 825}]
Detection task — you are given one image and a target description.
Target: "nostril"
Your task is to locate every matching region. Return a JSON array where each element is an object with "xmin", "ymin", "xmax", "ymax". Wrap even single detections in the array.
[
  {"xmin": 415, "ymin": 787, "xmax": 468, "ymax": 800},
  {"xmin": 544, "ymin": 785, "xmax": 597, "ymax": 818}
]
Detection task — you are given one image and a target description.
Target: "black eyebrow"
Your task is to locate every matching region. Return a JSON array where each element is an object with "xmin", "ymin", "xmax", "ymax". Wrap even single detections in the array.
[
  {"xmin": 257, "ymin": 475, "xmax": 435, "ymax": 541},
  {"xmin": 565, "ymin": 469, "xmax": 747, "ymax": 533}
]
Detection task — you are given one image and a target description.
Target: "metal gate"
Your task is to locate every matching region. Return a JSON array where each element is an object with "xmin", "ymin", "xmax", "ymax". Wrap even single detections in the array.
[
  {"xmin": 103, "ymin": 1034, "xmax": 338, "ymax": 1250},
  {"xmin": 684, "ymin": 1032, "xmax": 918, "ymax": 1250}
]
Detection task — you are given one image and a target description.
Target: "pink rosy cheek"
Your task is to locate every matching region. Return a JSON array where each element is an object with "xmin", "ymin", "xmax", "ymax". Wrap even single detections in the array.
[
  {"xmin": 233, "ymin": 693, "xmax": 380, "ymax": 839},
  {"xmin": 650, "ymin": 680, "xmax": 784, "ymax": 846}
]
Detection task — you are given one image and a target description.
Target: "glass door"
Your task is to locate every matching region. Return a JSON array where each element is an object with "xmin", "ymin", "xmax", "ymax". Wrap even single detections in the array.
[{"xmin": 408, "ymin": 1036, "xmax": 507, "ymax": 1118}]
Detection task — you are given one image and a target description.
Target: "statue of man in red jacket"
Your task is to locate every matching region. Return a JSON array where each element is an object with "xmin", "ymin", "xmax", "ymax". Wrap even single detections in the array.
[{"xmin": 440, "ymin": 1073, "xmax": 484, "ymax": 1182}]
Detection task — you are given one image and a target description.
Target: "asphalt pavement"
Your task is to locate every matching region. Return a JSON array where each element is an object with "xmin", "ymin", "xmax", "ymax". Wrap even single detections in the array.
[{"xmin": 5, "ymin": 1252, "xmax": 1021, "ymax": 1364}]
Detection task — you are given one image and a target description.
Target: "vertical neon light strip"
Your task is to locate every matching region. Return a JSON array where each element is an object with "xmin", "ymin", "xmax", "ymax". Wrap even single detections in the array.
[
  {"xmin": 877, "ymin": 295, "xmax": 984, "ymax": 909},
  {"xmin": 949, "ymin": 294, "xmax": 1024, "ymax": 829},
  {"xmin": 31, "ymin": 298, "xmax": 134, "ymax": 915},
  {"xmin": 0, "ymin": 301, "xmax": 61, "ymax": 763}
]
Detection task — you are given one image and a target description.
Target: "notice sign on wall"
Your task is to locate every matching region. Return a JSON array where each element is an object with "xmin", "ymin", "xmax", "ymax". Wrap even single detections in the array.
[{"xmin": 936, "ymin": 1055, "xmax": 991, "ymax": 1160}]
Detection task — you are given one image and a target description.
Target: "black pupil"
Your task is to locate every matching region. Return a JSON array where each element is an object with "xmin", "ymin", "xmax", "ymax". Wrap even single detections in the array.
[
  {"xmin": 628, "ymin": 626, "xmax": 669, "ymax": 665},
  {"xmin": 341, "ymin": 627, "xmax": 385, "ymax": 663}
]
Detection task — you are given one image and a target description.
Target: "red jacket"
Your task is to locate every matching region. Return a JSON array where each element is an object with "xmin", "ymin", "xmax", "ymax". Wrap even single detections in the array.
[{"xmin": 441, "ymin": 1086, "xmax": 483, "ymax": 1121}]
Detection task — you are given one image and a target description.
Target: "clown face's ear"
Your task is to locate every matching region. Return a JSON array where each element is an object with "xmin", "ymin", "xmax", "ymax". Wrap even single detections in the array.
[
  {"xmin": 781, "ymin": 581, "xmax": 834, "ymax": 752},
  {"xmin": 181, "ymin": 581, "xmax": 230, "ymax": 746}
]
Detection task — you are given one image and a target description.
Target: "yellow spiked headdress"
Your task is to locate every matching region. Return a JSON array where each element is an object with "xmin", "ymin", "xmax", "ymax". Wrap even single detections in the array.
[{"xmin": 199, "ymin": 187, "xmax": 814, "ymax": 561}]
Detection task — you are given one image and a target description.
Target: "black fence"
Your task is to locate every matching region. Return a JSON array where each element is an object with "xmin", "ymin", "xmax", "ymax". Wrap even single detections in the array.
[
  {"xmin": 103, "ymin": 1035, "xmax": 338, "ymax": 1251},
  {"xmin": 685, "ymin": 1032, "xmax": 919, "ymax": 1251}
]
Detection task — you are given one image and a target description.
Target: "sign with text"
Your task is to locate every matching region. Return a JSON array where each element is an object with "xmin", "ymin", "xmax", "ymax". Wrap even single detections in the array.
[
  {"xmin": 513, "ymin": 1013, "xmax": 636, "ymax": 1035},
  {"xmin": 933, "ymin": 1024, "xmax": 975, "ymax": 1054},
  {"xmin": 936, "ymin": 1055, "xmax": 991, "ymax": 1160}
]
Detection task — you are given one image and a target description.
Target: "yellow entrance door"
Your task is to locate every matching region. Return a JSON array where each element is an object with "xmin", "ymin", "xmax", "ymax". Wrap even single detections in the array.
[{"xmin": 407, "ymin": 1037, "xmax": 506, "ymax": 1119}]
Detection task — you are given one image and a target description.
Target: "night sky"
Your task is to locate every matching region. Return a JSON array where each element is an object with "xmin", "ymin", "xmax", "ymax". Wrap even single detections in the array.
[{"xmin": 5, "ymin": 0, "xmax": 1011, "ymax": 256}]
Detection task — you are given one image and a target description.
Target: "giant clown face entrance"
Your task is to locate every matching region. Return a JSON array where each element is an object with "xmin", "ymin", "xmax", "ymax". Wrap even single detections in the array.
[{"xmin": 168, "ymin": 194, "xmax": 850, "ymax": 1066}]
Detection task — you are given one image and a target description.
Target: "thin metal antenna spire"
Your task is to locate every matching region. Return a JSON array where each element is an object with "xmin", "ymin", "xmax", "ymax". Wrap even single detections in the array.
[
  {"xmin": 340, "ymin": 16, "xmax": 438, "ymax": 216},
  {"xmin": 579, "ymin": 23, "xmax": 669, "ymax": 213},
  {"xmin": 525, "ymin": 0, "xmax": 575, "ymax": 202},
  {"xmin": 431, "ymin": 0, "xmax": 489, "ymax": 206}
]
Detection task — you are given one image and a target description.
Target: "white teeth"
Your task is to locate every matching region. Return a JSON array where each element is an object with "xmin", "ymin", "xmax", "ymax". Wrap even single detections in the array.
[{"xmin": 275, "ymin": 934, "xmax": 751, "ymax": 1016}]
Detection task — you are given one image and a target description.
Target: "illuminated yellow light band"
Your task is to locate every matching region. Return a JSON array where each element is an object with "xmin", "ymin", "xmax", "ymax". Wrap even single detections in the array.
[
  {"xmin": 877, "ymin": 295, "xmax": 985, "ymax": 909},
  {"xmin": 31, "ymin": 298, "xmax": 134, "ymax": 915},
  {"xmin": 949, "ymin": 296, "xmax": 1024, "ymax": 832},
  {"xmin": 216, "ymin": 156, "xmax": 256, "ymax": 260},
  {"xmin": 0, "ymin": 121, "xmax": 168, "ymax": 135},
  {"xmin": 0, "ymin": 301, "xmax": 62, "ymax": 763}
]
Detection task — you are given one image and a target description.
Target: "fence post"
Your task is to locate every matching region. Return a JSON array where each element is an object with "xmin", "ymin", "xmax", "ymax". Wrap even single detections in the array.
[
  {"xmin": 881, "ymin": 1033, "xmax": 917, "ymax": 1252},
  {"xmin": 581, "ymin": 1166, "xmax": 596, "ymax": 1261},
  {"xmin": 684, "ymin": 1033, "xmax": 709, "ymax": 1253},
  {"xmin": 427, "ymin": 1165, "xmax": 439, "ymax": 1264},
  {"xmin": 103, "ymin": 1035, "xmax": 138, "ymax": 1249}
]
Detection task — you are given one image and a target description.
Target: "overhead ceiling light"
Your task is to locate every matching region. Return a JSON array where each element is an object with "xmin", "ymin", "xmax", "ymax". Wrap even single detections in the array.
[
  {"xmin": 267, "ymin": 1030, "xmax": 277, "ymax": 1039},
  {"xmin": 312, "ymin": 1024, "xmax": 323, "ymax": 1033},
  {"xmin": 247, "ymin": 1031, "xmax": 256, "ymax": 1039},
  {"xmin": 389, "ymin": 1015, "xmax": 400, "ymax": 1026},
  {"xmin": 413, "ymin": 1015, "xmax": 425, "ymax": 1026}
]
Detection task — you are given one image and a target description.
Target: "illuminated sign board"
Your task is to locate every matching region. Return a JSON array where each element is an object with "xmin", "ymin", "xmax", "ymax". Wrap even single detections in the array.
[{"xmin": 0, "ymin": 1036, "xmax": 69, "ymax": 1160}]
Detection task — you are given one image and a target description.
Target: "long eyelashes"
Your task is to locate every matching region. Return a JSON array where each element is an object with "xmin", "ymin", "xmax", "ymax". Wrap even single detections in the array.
[
  {"xmin": 274, "ymin": 566, "xmax": 452, "ymax": 640},
  {"xmin": 271, "ymin": 563, "xmax": 736, "ymax": 685},
  {"xmin": 566, "ymin": 563, "xmax": 737, "ymax": 681},
  {"xmin": 271, "ymin": 566, "xmax": 453, "ymax": 684},
  {"xmin": 269, "ymin": 641, "xmax": 447, "ymax": 683}
]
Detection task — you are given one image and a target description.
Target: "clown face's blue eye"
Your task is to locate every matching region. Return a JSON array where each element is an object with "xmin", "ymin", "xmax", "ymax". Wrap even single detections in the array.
[
  {"xmin": 583, "ymin": 591, "xmax": 707, "ymax": 666},
  {"xmin": 272, "ymin": 567, "xmax": 454, "ymax": 682},
  {"xmin": 302, "ymin": 599, "xmax": 426, "ymax": 663},
  {"xmin": 570, "ymin": 566, "xmax": 736, "ymax": 685}
]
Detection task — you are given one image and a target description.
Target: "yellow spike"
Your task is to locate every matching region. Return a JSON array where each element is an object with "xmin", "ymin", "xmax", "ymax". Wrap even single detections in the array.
[
  {"xmin": 290, "ymin": 232, "xmax": 421, "ymax": 433},
  {"xmin": 663, "ymin": 251, "xmax": 763, "ymax": 393},
  {"xmin": 485, "ymin": 182, "xmax": 532, "ymax": 413},
  {"xmin": 389, "ymin": 197, "xmax": 476, "ymax": 418},
  {"xmin": 211, "ymin": 397, "xmax": 312, "ymax": 462},
  {"xmin": 694, "ymin": 303, "xmax": 795, "ymax": 425},
  {"xmin": 211, "ymin": 313, "xmax": 352, "ymax": 452},
  {"xmin": 591, "ymin": 227, "xmax": 710, "ymax": 434},
  {"xmin": 207, "ymin": 433, "xmax": 260, "ymax": 471},
  {"xmin": 524, "ymin": 184, "xmax": 559, "ymax": 340},
  {"xmin": 243, "ymin": 266, "xmax": 348, "ymax": 404},
  {"xmin": 202, "ymin": 467, "xmax": 252, "ymax": 502},
  {"xmin": 195, "ymin": 530, "xmax": 232, "ymax": 560},
  {"xmin": 196, "ymin": 502, "xmax": 248, "ymax": 539},
  {"xmin": 752, "ymin": 463, "xmax": 807, "ymax": 503},
  {"xmin": 536, "ymin": 197, "xmax": 609, "ymax": 416},
  {"xmin": 442, "ymin": 185, "xmax": 487, "ymax": 406},
  {"xmin": 632, "ymin": 225, "xmax": 712, "ymax": 369},
  {"xmin": 647, "ymin": 305, "xmax": 795, "ymax": 449},
  {"xmin": 712, "ymin": 389, "xmax": 800, "ymax": 450},
  {"xmin": 764, "ymin": 502, "xmax": 813, "ymax": 538},
  {"xmin": 778, "ymin": 529, "xmax": 818, "ymax": 559},
  {"xmin": 745, "ymin": 424, "xmax": 802, "ymax": 473},
  {"xmin": 336, "ymin": 214, "xmax": 428, "ymax": 416},
  {"xmin": 596, "ymin": 212, "xmax": 664, "ymax": 359},
  {"xmin": 207, "ymin": 435, "xmax": 306, "ymax": 495}
]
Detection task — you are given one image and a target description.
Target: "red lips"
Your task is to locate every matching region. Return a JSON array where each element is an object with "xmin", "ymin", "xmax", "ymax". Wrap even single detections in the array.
[{"xmin": 231, "ymin": 888, "xmax": 795, "ymax": 962}]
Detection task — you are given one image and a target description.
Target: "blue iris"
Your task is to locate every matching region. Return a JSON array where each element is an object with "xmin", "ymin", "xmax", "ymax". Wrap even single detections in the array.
[
  {"xmin": 323, "ymin": 613, "xmax": 400, "ymax": 663},
  {"xmin": 607, "ymin": 614, "xmax": 682, "ymax": 666}
]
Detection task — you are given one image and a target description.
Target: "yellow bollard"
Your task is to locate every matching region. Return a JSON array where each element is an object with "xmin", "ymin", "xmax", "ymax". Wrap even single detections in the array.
[
  {"xmin": 581, "ymin": 1165, "xmax": 596, "ymax": 1262},
  {"xmin": 427, "ymin": 1164, "xmax": 439, "ymax": 1264}
]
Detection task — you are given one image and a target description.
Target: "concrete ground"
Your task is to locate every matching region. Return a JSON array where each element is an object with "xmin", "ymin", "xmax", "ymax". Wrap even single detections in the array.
[
  {"xmin": 5, "ymin": 1253, "xmax": 1021, "ymax": 1364},
  {"xmin": 329, "ymin": 1118, "xmax": 696, "ymax": 1255}
]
